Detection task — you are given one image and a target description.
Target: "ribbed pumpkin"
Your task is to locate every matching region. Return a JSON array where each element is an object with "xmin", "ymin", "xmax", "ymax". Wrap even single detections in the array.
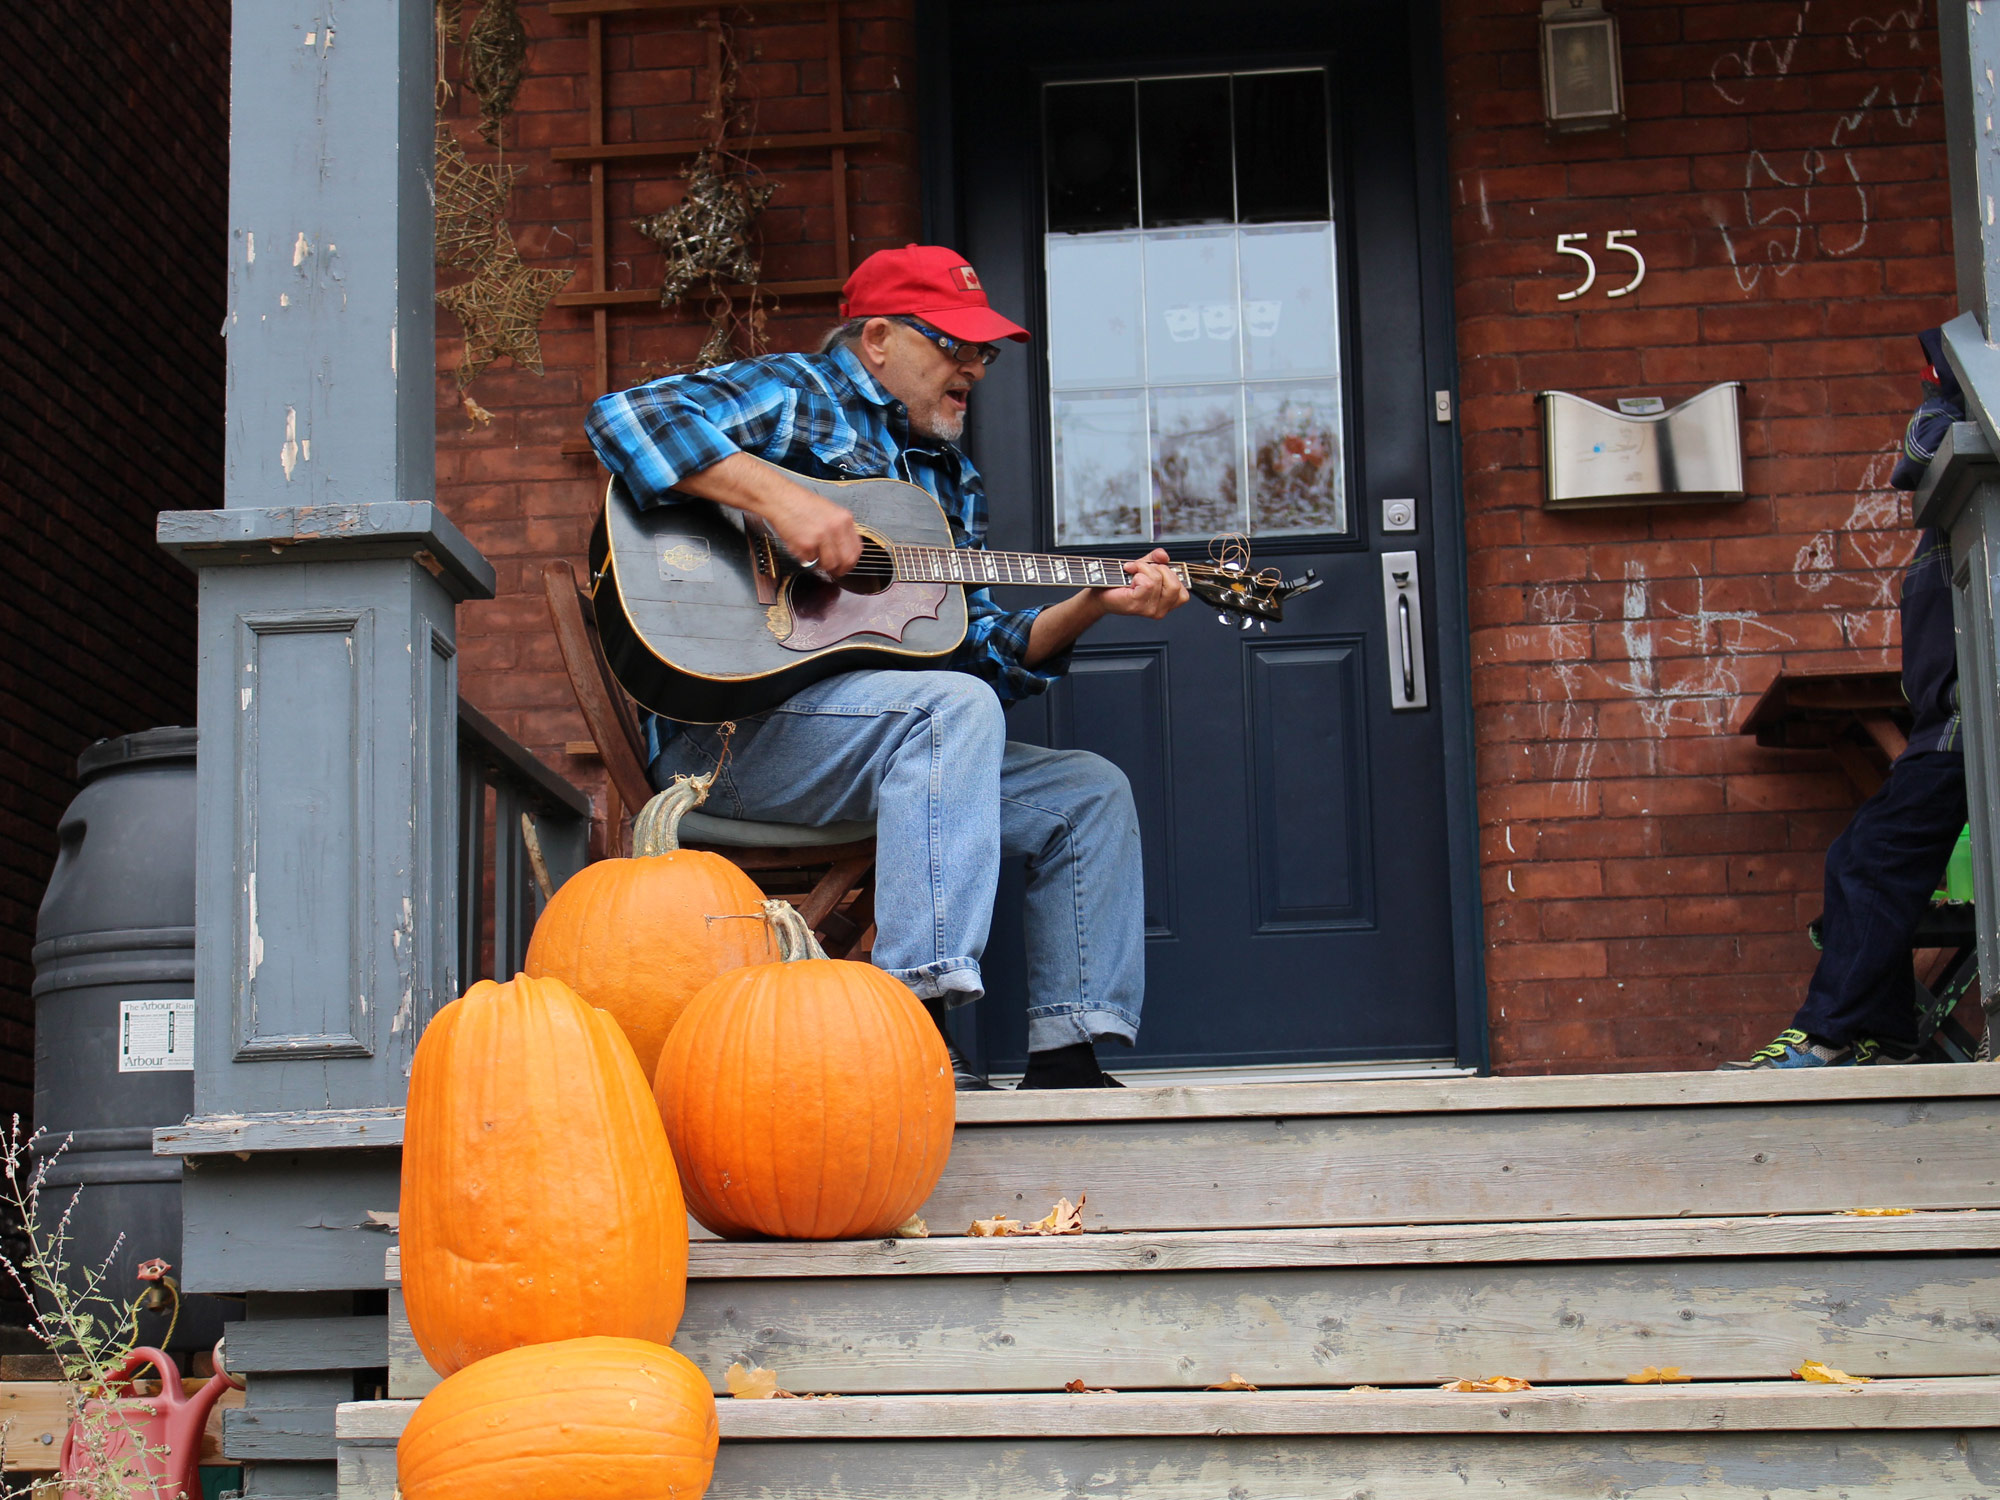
[
  {"xmin": 398, "ymin": 1336, "xmax": 718, "ymax": 1500},
  {"xmin": 526, "ymin": 774, "xmax": 775, "ymax": 1078},
  {"xmin": 401, "ymin": 973, "xmax": 688, "ymax": 1375},
  {"xmin": 655, "ymin": 901, "xmax": 955, "ymax": 1239}
]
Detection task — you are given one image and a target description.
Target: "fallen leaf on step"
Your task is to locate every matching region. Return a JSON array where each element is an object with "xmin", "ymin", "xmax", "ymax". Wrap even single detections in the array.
[
  {"xmin": 1623, "ymin": 1367, "xmax": 1689, "ymax": 1384},
  {"xmin": 1063, "ymin": 1378, "xmax": 1116, "ymax": 1394},
  {"xmin": 893, "ymin": 1215, "xmax": 930, "ymax": 1239},
  {"xmin": 1348, "ymin": 1385, "xmax": 1383, "ymax": 1393},
  {"xmin": 365, "ymin": 1210, "xmax": 400, "ymax": 1230},
  {"xmin": 1842, "ymin": 1207, "xmax": 1913, "ymax": 1217},
  {"xmin": 1440, "ymin": 1376, "xmax": 1534, "ymax": 1393},
  {"xmin": 1206, "ymin": 1373, "xmax": 1259, "ymax": 1391},
  {"xmin": 1792, "ymin": 1360, "xmax": 1871, "ymax": 1385},
  {"xmin": 724, "ymin": 1364, "xmax": 794, "ymax": 1399},
  {"xmin": 1027, "ymin": 1194, "xmax": 1087, "ymax": 1235},
  {"xmin": 969, "ymin": 1194, "xmax": 1089, "ymax": 1237}
]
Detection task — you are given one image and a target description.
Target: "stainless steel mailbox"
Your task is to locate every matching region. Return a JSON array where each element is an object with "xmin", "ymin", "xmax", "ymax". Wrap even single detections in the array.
[{"xmin": 1538, "ymin": 381, "xmax": 1744, "ymax": 508}]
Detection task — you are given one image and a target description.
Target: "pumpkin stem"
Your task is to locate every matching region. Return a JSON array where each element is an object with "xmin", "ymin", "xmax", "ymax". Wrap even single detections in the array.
[
  {"xmin": 632, "ymin": 772, "xmax": 714, "ymax": 856},
  {"xmin": 762, "ymin": 899, "xmax": 829, "ymax": 962}
]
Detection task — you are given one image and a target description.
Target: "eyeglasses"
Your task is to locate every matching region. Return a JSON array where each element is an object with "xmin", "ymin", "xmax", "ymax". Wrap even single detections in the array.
[{"xmin": 897, "ymin": 317, "xmax": 1003, "ymax": 367}]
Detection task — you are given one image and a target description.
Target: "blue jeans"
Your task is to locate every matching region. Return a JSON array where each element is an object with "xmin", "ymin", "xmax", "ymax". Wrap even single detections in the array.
[{"xmin": 650, "ymin": 670, "xmax": 1145, "ymax": 1052}]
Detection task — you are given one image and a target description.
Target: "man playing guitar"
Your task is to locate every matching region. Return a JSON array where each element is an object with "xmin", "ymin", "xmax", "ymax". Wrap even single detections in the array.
[{"xmin": 586, "ymin": 244, "xmax": 1189, "ymax": 1089}]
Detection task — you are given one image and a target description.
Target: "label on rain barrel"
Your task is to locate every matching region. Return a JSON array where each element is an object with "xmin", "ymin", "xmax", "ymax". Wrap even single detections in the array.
[{"xmin": 118, "ymin": 1000, "xmax": 195, "ymax": 1072}]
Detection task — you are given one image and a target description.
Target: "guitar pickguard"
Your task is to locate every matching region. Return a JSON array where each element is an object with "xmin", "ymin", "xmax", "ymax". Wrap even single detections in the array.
[{"xmin": 774, "ymin": 577, "xmax": 950, "ymax": 652}]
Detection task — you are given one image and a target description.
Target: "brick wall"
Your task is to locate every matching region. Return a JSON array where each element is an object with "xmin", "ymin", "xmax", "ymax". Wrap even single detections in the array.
[
  {"xmin": 1444, "ymin": 0, "xmax": 1954, "ymax": 1072},
  {"xmin": 438, "ymin": 0, "xmax": 921, "ymax": 843},
  {"xmin": 0, "ymin": 4, "xmax": 227, "ymax": 1117},
  {"xmin": 444, "ymin": 0, "xmax": 1959, "ymax": 1076}
]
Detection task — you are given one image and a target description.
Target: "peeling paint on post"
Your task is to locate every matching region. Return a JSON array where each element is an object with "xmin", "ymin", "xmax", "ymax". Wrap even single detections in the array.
[{"xmin": 153, "ymin": 4, "xmax": 492, "ymax": 1494}]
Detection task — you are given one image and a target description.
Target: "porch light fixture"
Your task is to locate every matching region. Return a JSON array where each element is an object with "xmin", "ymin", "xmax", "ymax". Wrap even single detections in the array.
[{"xmin": 1540, "ymin": 0, "xmax": 1624, "ymax": 133}]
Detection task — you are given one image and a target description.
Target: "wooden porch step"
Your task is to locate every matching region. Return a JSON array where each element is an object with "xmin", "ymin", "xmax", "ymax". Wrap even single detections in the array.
[
  {"xmin": 927, "ymin": 1066, "xmax": 2000, "ymax": 1233},
  {"xmin": 384, "ymin": 1209, "xmax": 2000, "ymax": 1281},
  {"xmin": 160, "ymin": 1068, "xmax": 2000, "ymax": 1293},
  {"xmin": 335, "ymin": 1378, "xmax": 2000, "ymax": 1500},
  {"xmin": 382, "ymin": 1213, "xmax": 2000, "ymax": 1399}
]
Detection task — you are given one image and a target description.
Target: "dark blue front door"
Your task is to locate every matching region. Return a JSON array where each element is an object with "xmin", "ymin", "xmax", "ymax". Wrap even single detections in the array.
[{"xmin": 935, "ymin": 0, "xmax": 1482, "ymax": 1075}]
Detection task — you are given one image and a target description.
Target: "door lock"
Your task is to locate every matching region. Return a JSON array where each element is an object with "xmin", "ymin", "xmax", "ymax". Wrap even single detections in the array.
[
  {"xmin": 1380, "ymin": 551, "xmax": 1428, "ymax": 711},
  {"xmin": 1382, "ymin": 498, "xmax": 1417, "ymax": 534}
]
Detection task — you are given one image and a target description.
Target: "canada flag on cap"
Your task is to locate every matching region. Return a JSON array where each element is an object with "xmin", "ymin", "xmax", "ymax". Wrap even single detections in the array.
[{"xmin": 840, "ymin": 244, "xmax": 1031, "ymax": 344}]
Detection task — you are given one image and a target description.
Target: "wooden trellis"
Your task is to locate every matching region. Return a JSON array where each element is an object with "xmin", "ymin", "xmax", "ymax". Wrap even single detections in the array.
[{"xmin": 548, "ymin": 0, "xmax": 872, "ymax": 453}]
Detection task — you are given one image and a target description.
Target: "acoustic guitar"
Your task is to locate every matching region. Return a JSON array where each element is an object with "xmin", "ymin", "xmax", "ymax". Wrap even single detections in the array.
[{"xmin": 589, "ymin": 458, "xmax": 1322, "ymax": 723}]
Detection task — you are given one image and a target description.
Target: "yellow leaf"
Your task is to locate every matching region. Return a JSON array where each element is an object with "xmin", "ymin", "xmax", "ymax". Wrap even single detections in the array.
[
  {"xmin": 1623, "ymin": 1367, "xmax": 1689, "ymax": 1384},
  {"xmin": 1440, "ymin": 1375, "xmax": 1535, "ymax": 1393},
  {"xmin": 1793, "ymin": 1360, "xmax": 1871, "ymax": 1385},
  {"xmin": 893, "ymin": 1215, "xmax": 930, "ymax": 1239},
  {"xmin": 1843, "ymin": 1207, "xmax": 1913, "ymax": 1217},
  {"xmin": 1206, "ymin": 1373, "xmax": 1259, "ymax": 1391},
  {"xmin": 968, "ymin": 1214, "xmax": 1023, "ymax": 1237},
  {"xmin": 724, "ymin": 1363, "xmax": 792, "ymax": 1399},
  {"xmin": 1027, "ymin": 1193, "xmax": 1087, "ymax": 1235},
  {"xmin": 1348, "ymin": 1385, "xmax": 1383, "ymax": 1393}
]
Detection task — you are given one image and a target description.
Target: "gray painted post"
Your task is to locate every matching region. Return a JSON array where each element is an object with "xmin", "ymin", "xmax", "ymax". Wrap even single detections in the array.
[
  {"xmin": 153, "ymin": 2, "xmax": 491, "ymax": 1492},
  {"xmin": 1913, "ymin": 420, "xmax": 2000, "ymax": 1056},
  {"xmin": 1940, "ymin": 1, "xmax": 2000, "ymax": 336},
  {"xmin": 1938, "ymin": 0, "xmax": 2000, "ymax": 1058}
]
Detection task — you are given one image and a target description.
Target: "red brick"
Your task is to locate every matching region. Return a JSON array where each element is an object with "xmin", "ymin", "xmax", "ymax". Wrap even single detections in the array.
[
  {"xmin": 1602, "ymin": 855, "xmax": 1730, "ymax": 896},
  {"xmin": 1484, "ymin": 942, "xmax": 1610, "ymax": 983}
]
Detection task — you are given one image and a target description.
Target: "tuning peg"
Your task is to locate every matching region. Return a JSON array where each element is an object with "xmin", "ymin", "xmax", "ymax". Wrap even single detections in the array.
[
  {"xmin": 1217, "ymin": 612, "xmax": 1231, "ymax": 626},
  {"xmin": 1258, "ymin": 620, "xmax": 1268, "ymax": 632},
  {"xmin": 1239, "ymin": 615, "xmax": 1255, "ymax": 631}
]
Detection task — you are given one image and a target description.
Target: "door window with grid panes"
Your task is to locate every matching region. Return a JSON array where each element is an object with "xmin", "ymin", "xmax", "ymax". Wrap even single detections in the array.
[{"xmin": 1044, "ymin": 70, "xmax": 1342, "ymax": 547}]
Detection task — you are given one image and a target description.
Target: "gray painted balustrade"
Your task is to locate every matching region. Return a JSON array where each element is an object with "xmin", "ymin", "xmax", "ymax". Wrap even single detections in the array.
[
  {"xmin": 1929, "ymin": 4, "xmax": 2000, "ymax": 1056},
  {"xmin": 152, "ymin": 2, "xmax": 486, "ymax": 1493}
]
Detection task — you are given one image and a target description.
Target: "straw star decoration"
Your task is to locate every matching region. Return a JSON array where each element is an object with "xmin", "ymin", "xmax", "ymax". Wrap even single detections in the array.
[
  {"xmin": 634, "ymin": 148, "xmax": 775, "ymax": 307},
  {"xmin": 435, "ymin": 226, "xmax": 572, "ymax": 385},
  {"xmin": 433, "ymin": 125, "xmax": 520, "ymax": 269}
]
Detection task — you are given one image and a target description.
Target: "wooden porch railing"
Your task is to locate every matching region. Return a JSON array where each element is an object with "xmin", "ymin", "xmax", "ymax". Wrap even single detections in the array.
[{"xmin": 456, "ymin": 698, "xmax": 591, "ymax": 984}]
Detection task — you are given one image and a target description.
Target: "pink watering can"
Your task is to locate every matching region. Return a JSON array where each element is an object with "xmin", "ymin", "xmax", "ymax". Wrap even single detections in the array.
[{"xmin": 58, "ymin": 1345, "xmax": 241, "ymax": 1500}]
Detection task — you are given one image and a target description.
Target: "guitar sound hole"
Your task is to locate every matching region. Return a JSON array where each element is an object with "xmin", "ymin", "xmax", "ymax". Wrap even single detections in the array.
[{"xmin": 836, "ymin": 537, "xmax": 895, "ymax": 596}]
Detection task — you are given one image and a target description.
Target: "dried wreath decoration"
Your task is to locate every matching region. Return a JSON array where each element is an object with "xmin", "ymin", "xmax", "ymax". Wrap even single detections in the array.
[
  {"xmin": 434, "ymin": 125, "xmax": 519, "ymax": 269},
  {"xmin": 466, "ymin": 0, "xmax": 528, "ymax": 143},
  {"xmin": 635, "ymin": 148, "xmax": 776, "ymax": 308},
  {"xmin": 436, "ymin": 224, "xmax": 573, "ymax": 387}
]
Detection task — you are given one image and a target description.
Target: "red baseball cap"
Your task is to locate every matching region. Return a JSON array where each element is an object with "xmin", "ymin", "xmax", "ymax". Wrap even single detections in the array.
[{"xmin": 840, "ymin": 244, "xmax": 1031, "ymax": 344}]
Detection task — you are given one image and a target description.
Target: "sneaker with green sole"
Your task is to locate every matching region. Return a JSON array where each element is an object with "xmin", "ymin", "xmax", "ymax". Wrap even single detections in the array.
[{"xmin": 1718, "ymin": 1028, "xmax": 1857, "ymax": 1070}]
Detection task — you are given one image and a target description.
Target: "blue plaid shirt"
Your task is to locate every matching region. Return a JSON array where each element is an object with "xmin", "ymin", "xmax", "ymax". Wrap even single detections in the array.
[{"xmin": 587, "ymin": 346, "xmax": 1067, "ymax": 748}]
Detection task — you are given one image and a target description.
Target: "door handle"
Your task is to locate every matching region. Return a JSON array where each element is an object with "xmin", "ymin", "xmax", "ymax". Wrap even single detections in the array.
[
  {"xmin": 1380, "ymin": 551, "xmax": 1428, "ymax": 711},
  {"xmin": 1398, "ymin": 593, "xmax": 1416, "ymax": 701}
]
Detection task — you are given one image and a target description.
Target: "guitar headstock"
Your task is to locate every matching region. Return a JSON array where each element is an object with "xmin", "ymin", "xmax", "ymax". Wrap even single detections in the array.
[{"xmin": 1184, "ymin": 535, "xmax": 1323, "ymax": 629}]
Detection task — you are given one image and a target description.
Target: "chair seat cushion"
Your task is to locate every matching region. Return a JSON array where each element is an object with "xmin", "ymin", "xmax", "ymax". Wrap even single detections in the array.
[{"xmin": 678, "ymin": 810, "xmax": 876, "ymax": 849}]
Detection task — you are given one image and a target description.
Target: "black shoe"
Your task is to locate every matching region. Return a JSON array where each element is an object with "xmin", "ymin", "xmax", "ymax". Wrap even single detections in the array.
[
  {"xmin": 921, "ymin": 998, "xmax": 992, "ymax": 1090},
  {"xmin": 1017, "ymin": 1041, "xmax": 1126, "ymax": 1089}
]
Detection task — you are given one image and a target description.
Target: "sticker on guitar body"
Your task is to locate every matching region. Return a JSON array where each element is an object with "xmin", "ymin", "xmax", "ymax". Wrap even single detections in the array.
[{"xmin": 655, "ymin": 536, "xmax": 714, "ymax": 579}]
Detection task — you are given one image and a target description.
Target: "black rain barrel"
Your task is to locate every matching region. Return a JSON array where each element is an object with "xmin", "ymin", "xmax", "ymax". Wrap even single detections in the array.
[{"xmin": 32, "ymin": 727, "xmax": 231, "ymax": 1352}]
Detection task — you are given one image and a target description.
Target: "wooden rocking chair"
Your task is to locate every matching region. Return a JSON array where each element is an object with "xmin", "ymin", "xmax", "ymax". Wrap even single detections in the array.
[{"xmin": 541, "ymin": 559, "xmax": 878, "ymax": 958}]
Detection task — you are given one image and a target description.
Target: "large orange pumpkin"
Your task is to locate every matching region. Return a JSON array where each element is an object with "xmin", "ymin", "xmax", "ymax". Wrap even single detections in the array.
[
  {"xmin": 401, "ymin": 973, "xmax": 688, "ymax": 1375},
  {"xmin": 526, "ymin": 774, "xmax": 775, "ymax": 1078},
  {"xmin": 398, "ymin": 1336, "xmax": 718, "ymax": 1500},
  {"xmin": 655, "ymin": 901, "xmax": 955, "ymax": 1239}
]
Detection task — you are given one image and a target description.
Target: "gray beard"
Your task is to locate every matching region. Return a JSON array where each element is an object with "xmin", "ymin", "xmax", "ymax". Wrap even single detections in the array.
[{"xmin": 912, "ymin": 404, "xmax": 966, "ymax": 444}]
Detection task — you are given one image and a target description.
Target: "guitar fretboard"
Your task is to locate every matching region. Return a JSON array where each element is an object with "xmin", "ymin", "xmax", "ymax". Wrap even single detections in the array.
[{"xmin": 890, "ymin": 544, "xmax": 1187, "ymax": 590}]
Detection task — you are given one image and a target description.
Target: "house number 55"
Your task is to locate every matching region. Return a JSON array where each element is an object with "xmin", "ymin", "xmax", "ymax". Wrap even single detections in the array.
[{"xmin": 1555, "ymin": 230, "xmax": 1646, "ymax": 301}]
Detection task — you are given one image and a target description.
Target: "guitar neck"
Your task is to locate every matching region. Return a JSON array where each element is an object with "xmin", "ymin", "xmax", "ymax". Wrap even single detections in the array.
[{"xmin": 889, "ymin": 544, "xmax": 1185, "ymax": 590}]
